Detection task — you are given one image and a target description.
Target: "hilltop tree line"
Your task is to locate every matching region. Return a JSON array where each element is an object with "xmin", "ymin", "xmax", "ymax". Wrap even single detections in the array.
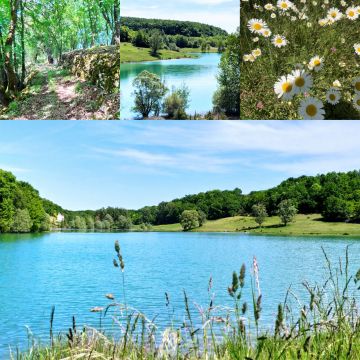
[
  {"xmin": 0, "ymin": 0, "xmax": 120, "ymax": 107},
  {"xmin": 121, "ymin": 17, "xmax": 227, "ymax": 38},
  {"xmin": 1, "ymin": 170, "xmax": 360, "ymax": 234}
]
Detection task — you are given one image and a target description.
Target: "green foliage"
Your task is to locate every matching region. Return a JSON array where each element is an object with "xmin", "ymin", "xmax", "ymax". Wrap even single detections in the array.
[
  {"xmin": 213, "ymin": 30, "xmax": 240, "ymax": 116},
  {"xmin": 121, "ymin": 17, "xmax": 227, "ymax": 37},
  {"xmin": 278, "ymin": 199, "xmax": 298, "ymax": 226},
  {"xmin": 149, "ymin": 30, "xmax": 163, "ymax": 56},
  {"xmin": 132, "ymin": 71, "xmax": 168, "ymax": 118},
  {"xmin": 180, "ymin": 210, "xmax": 201, "ymax": 231},
  {"xmin": 117, "ymin": 215, "xmax": 132, "ymax": 230},
  {"xmin": 163, "ymin": 85, "xmax": 190, "ymax": 119},
  {"xmin": 11, "ymin": 209, "xmax": 33, "ymax": 233},
  {"xmin": 0, "ymin": 169, "xmax": 48, "ymax": 233},
  {"xmin": 251, "ymin": 203, "xmax": 268, "ymax": 227}
]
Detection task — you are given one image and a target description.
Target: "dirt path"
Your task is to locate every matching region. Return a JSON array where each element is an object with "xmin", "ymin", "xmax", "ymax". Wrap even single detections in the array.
[{"xmin": 0, "ymin": 65, "xmax": 118, "ymax": 120}]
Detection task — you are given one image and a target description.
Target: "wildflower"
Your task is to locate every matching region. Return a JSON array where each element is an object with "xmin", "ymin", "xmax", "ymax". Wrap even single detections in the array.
[
  {"xmin": 252, "ymin": 48, "xmax": 262, "ymax": 58},
  {"xmin": 353, "ymin": 77, "xmax": 360, "ymax": 94},
  {"xmin": 345, "ymin": 7, "xmax": 359, "ymax": 20},
  {"xmin": 277, "ymin": 0, "xmax": 293, "ymax": 11},
  {"xmin": 308, "ymin": 56, "xmax": 324, "ymax": 72},
  {"xmin": 289, "ymin": 69, "xmax": 313, "ymax": 94},
  {"xmin": 327, "ymin": 8, "xmax": 342, "ymax": 21},
  {"xmin": 354, "ymin": 43, "xmax": 360, "ymax": 56},
  {"xmin": 260, "ymin": 28, "xmax": 272, "ymax": 37},
  {"xmin": 326, "ymin": 88, "xmax": 341, "ymax": 105},
  {"xmin": 248, "ymin": 18, "xmax": 268, "ymax": 34},
  {"xmin": 298, "ymin": 97, "xmax": 325, "ymax": 119},
  {"xmin": 354, "ymin": 94, "xmax": 360, "ymax": 111},
  {"xmin": 272, "ymin": 34, "xmax": 287, "ymax": 48},
  {"xmin": 274, "ymin": 75, "xmax": 295, "ymax": 100},
  {"xmin": 333, "ymin": 80, "xmax": 342, "ymax": 88}
]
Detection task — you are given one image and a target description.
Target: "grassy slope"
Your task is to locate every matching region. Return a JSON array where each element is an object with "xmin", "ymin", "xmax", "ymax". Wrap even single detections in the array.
[
  {"xmin": 151, "ymin": 214, "xmax": 360, "ymax": 236},
  {"xmin": 120, "ymin": 42, "xmax": 217, "ymax": 63}
]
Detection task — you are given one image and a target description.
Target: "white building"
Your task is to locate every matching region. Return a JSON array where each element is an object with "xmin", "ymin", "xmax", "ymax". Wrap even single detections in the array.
[{"xmin": 56, "ymin": 213, "xmax": 65, "ymax": 223}]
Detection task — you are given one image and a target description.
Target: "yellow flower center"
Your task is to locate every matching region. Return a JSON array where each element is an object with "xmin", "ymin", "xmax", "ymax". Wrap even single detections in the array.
[
  {"xmin": 355, "ymin": 82, "xmax": 360, "ymax": 91},
  {"xmin": 314, "ymin": 59, "xmax": 321, "ymax": 66},
  {"xmin": 281, "ymin": 4, "xmax": 288, "ymax": 9},
  {"xmin": 331, "ymin": 12, "xmax": 337, "ymax": 18},
  {"xmin": 349, "ymin": 11, "xmax": 354, "ymax": 17},
  {"xmin": 282, "ymin": 82, "xmax": 293, "ymax": 93},
  {"xmin": 306, "ymin": 104, "xmax": 317, "ymax": 116},
  {"xmin": 295, "ymin": 77, "xmax": 305, "ymax": 87},
  {"xmin": 357, "ymin": 47, "xmax": 360, "ymax": 53},
  {"xmin": 276, "ymin": 38, "xmax": 283, "ymax": 44},
  {"xmin": 329, "ymin": 94, "xmax": 336, "ymax": 101},
  {"xmin": 254, "ymin": 23, "xmax": 262, "ymax": 30}
]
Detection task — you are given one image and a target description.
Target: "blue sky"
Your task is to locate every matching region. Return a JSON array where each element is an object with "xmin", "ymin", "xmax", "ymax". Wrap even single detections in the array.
[
  {"xmin": 121, "ymin": 0, "xmax": 239, "ymax": 33},
  {"xmin": 0, "ymin": 121, "xmax": 359, "ymax": 211}
]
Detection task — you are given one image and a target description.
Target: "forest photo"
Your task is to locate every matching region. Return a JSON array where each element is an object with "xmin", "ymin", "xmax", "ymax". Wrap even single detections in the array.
[{"xmin": 0, "ymin": 0, "xmax": 120, "ymax": 120}]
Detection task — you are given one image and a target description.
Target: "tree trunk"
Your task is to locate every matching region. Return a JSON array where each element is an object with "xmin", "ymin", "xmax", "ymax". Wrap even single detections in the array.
[
  {"xmin": 4, "ymin": 0, "xmax": 20, "ymax": 97},
  {"xmin": 112, "ymin": 0, "xmax": 120, "ymax": 45},
  {"xmin": 20, "ymin": 0, "xmax": 26, "ymax": 87}
]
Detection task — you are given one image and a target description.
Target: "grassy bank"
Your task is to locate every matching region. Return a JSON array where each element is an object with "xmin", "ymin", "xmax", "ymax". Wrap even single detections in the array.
[
  {"xmin": 19, "ymin": 245, "xmax": 360, "ymax": 359},
  {"xmin": 150, "ymin": 214, "xmax": 360, "ymax": 236},
  {"xmin": 120, "ymin": 42, "xmax": 218, "ymax": 63}
]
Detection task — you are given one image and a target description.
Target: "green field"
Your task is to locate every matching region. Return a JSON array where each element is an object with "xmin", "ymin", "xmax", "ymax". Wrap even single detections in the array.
[
  {"xmin": 151, "ymin": 214, "xmax": 360, "ymax": 236},
  {"xmin": 120, "ymin": 42, "xmax": 218, "ymax": 63}
]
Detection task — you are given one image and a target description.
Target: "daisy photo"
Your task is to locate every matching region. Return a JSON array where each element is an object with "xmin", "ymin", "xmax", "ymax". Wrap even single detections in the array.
[{"xmin": 240, "ymin": 0, "xmax": 360, "ymax": 119}]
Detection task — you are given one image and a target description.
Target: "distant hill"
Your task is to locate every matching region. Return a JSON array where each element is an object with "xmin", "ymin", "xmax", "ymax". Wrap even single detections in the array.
[{"xmin": 121, "ymin": 17, "xmax": 228, "ymax": 37}]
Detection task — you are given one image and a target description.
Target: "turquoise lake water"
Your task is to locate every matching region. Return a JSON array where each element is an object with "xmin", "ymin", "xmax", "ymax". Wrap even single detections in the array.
[
  {"xmin": 1, "ymin": 232, "xmax": 360, "ymax": 357},
  {"xmin": 120, "ymin": 53, "xmax": 221, "ymax": 119}
]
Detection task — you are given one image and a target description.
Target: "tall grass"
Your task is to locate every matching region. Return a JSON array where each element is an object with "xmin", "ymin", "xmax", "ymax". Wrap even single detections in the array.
[{"xmin": 16, "ymin": 244, "xmax": 360, "ymax": 359}]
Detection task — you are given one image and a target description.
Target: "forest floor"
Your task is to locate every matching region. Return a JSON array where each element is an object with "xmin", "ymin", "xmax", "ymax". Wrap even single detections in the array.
[{"xmin": 0, "ymin": 65, "xmax": 119, "ymax": 120}]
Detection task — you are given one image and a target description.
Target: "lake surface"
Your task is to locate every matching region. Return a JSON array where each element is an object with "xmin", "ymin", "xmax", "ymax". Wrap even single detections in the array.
[
  {"xmin": 1, "ymin": 232, "xmax": 360, "ymax": 357},
  {"xmin": 120, "ymin": 53, "xmax": 221, "ymax": 119}
]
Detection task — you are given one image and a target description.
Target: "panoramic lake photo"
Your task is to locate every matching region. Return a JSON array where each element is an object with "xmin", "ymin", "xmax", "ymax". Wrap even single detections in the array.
[
  {"xmin": 120, "ymin": 0, "xmax": 240, "ymax": 119},
  {"xmin": 1, "ymin": 120, "xmax": 360, "ymax": 359}
]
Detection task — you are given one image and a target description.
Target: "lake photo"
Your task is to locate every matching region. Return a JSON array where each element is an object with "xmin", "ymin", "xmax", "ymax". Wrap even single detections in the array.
[
  {"xmin": 1, "ymin": 121, "xmax": 360, "ymax": 359},
  {"xmin": 120, "ymin": 53, "xmax": 222, "ymax": 119},
  {"xmin": 120, "ymin": 0, "xmax": 240, "ymax": 119}
]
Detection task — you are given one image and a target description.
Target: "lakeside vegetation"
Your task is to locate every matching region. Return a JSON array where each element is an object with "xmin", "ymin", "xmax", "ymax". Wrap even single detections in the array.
[
  {"xmin": 19, "ymin": 243, "xmax": 360, "ymax": 359},
  {"xmin": 1, "ymin": 169, "xmax": 360, "ymax": 235},
  {"xmin": 0, "ymin": 0, "xmax": 119, "ymax": 120},
  {"xmin": 120, "ymin": 17, "xmax": 240, "ymax": 120}
]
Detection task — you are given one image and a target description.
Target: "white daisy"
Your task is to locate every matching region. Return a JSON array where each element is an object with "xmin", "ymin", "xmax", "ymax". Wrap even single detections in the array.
[
  {"xmin": 252, "ymin": 48, "xmax": 262, "ymax": 58},
  {"xmin": 308, "ymin": 56, "xmax": 324, "ymax": 72},
  {"xmin": 353, "ymin": 94, "xmax": 360, "ymax": 111},
  {"xmin": 274, "ymin": 75, "xmax": 295, "ymax": 100},
  {"xmin": 327, "ymin": 8, "xmax": 342, "ymax": 21},
  {"xmin": 247, "ymin": 19, "xmax": 268, "ymax": 34},
  {"xmin": 326, "ymin": 88, "xmax": 341, "ymax": 105},
  {"xmin": 289, "ymin": 69, "xmax": 313, "ymax": 94},
  {"xmin": 272, "ymin": 34, "xmax": 287, "ymax": 47},
  {"xmin": 298, "ymin": 97, "xmax": 325, "ymax": 119},
  {"xmin": 277, "ymin": 0, "xmax": 293, "ymax": 11},
  {"xmin": 260, "ymin": 28, "xmax": 272, "ymax": 37},
  {"xmin": 345, "ymin": 7, "xmax": 359, "ymax": 20},
  {"xmin": 353, "ymin": 77, "xmax": 360, "ymax": 94},
  {"xmin": 264, "ymin": 3, "xmax": 275, "ymax": 10},
  {"xmin": 354, "ymin": 44, "xmax": 360, "ymax": 56}
]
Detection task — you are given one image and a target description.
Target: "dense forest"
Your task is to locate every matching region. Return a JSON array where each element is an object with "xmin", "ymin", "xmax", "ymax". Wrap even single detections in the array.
[
  {"xmin": 0, "ymin": 0, "xmax": 120, "ymax": 119},
  {"xmin": 1, "ymin": 169, "xmax": 360, "ymax": 234}
]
